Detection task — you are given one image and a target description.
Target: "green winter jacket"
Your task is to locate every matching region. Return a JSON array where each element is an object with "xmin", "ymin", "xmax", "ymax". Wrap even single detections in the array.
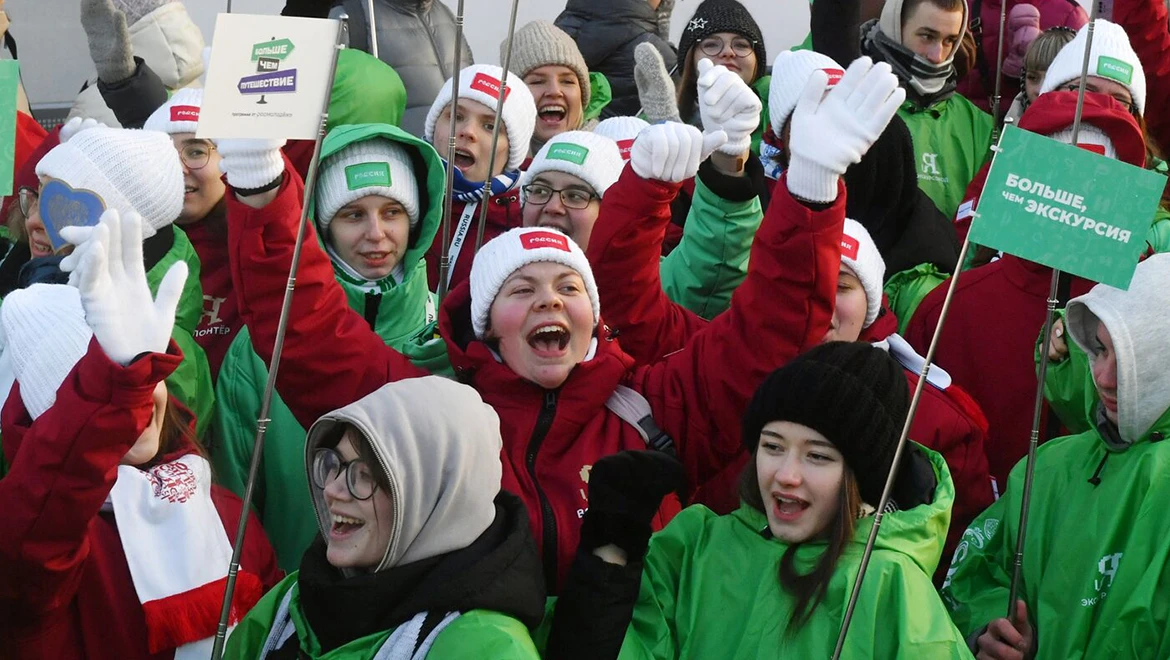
[
  {"xmin": 325, "ymin": 48, "xmax": 407, "ymax": 134},
  {"xmin": 211, "ymin": 124, "xmax": 451, "ymax": 570},
  {"xmin": 619, "ymin": 445, "xmax": 973, "ymax": 659},
  {"xmin": 661, "ymin": 167, "xmax": 764, "ymax": 319},
  {"xmin": 224, "ymin": 573, "xmax": 540, "ymax": 659},
  {"xmin": 586, "ymin": 72, "xmax": 614, "ymax": 123},
  {"xmin": 944, "ymin": 257, "xmax": 1170, "ymax": 658},
  {"xmin": 885, "ymin": 262, "xmax": 948, "ymax": 335},
  {"xmin": 148, "ymin": 225, "xmax": 213, "ymax": 440},
  {"xmin": 900, "ymin": 95, "xmax": 994, "ymax": 220}
]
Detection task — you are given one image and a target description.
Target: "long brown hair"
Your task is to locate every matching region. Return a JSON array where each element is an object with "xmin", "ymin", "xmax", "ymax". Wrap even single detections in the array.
[
  {"xmin": 738, "ymin": 451, "xmax": 863, "ymax": 636},
  {"xmin": 676, "ymin": 46, "xmax": 762, "ymax": 123},
  {"xmin": 143, "ymin": 395, "xmax": 207, "ymax": 468}
]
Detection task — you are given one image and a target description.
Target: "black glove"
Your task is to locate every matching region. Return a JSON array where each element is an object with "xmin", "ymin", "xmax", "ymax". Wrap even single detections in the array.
[{"xmin": 581, "ymin": 450, "xmax": 686, "ymax": 559}]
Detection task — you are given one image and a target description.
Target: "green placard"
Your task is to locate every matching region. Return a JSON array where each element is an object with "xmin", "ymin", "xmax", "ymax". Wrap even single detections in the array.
[
  {"xmin": 251, "ymin": 38, "xmax": 295, "ymax": 61},
  {"xmin": 0, "ymin": 60, "xmax": 18, "ymax": 197},
  {"xmin": 969, "ymin": 126, "xmax": 1164, "ymax": 290}
]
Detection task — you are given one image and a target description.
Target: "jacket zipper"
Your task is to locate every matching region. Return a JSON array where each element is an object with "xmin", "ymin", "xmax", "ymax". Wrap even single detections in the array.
[
  {"xmin": 526, "ymin": 389, "xmax": 560, "ymax": 589},
  {"xmin": 363, "ymin": 291, "xmax": 381, "ymax": 330}
]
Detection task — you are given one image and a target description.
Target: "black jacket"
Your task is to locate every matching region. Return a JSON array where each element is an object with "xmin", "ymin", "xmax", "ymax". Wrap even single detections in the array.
[{"xmin": 556, "ymin": 0, "xmax": 677, "ymax": 119}]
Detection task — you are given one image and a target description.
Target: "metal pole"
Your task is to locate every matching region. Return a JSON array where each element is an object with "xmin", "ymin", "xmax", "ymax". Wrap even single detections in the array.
[
  {"xmin": 831, "ymin": 235, "xmax": 976, "ymax": 659},
  {"xmin": 472, "ymin": 0, "xmax": 522, "ymax": 255},
  {"xmin": 436, "ymin": 0, "xmax": 467, "ymax": 305},
  {"xmin": 1005, "ymin": 16, "xmax": 1097, "ymax": 620},
  {"xmin": 208, "ymin": 16, "xmax": 348, "ymax": 660},
  {"xmin": 365, "ymin": 0, "xmax": 378, "ymax": 59},
  {"xmin": 989, "ymin": 0, "xmax": 1010, "ymax": 140}
]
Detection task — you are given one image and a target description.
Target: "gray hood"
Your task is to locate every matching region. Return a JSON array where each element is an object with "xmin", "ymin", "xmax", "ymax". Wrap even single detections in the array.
[
  {"xmin": 305, "ymin": 376, "xmax": 504, "ymax": 571},
  {"xmin": 1066, "ymin": 253, "xmax": 1170, "ymax": 447}
]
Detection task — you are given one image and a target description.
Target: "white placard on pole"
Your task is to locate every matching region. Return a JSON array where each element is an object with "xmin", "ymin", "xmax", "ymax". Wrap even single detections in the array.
[{"xmin": 197, "ymin": 13, "xmax": 340, "ymax": 140}]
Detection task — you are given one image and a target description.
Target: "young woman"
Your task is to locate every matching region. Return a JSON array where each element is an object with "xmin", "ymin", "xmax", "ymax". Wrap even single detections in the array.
[
  {"xmin": 0, "ymin": 211, "xmax": 280, "ymax": 659},
  {"xmin": 421, "ymin": 64, "xmax": 537, "ymax": 294},
  {"xmin": 551, "ymin": 342, "xmax": 971, "ymax": 658},
  {"xmin": 943, "ymin": 254, "xmax": 1170, "ymax": 659},
  {"xmin": 1003, "ymin": 27, "xmax": 1076, "ymax": 123},
  {"xmin": 224, "ymin": 377, "xmax": 546, "ymax": 658},
  {"xmin": 505, "ymin": 20, "xmax": 610, "ymax": 156},
  {"xmin": 675, "ymin": 0, "xmax": 767, "ymax": 130},
  {"xmin": 211, "ymin": 57, "xmax": 903, "ymax": 593},
  {"xmin": 213, "ymin": 123, "xmax": 451, "ymax": 571}
]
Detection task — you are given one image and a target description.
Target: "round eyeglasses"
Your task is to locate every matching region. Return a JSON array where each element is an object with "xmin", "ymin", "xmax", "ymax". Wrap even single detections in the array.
[
  {"xmin": 311, "ymin": 448, "xmax": 379, "ymax": 500},
  {"xmin": 698, "ymin": 36, "xmax": 755, "ymax": 58},
  {"xmin": 179, "ymin": 141, "xmax": 216, "ymax": 171}
]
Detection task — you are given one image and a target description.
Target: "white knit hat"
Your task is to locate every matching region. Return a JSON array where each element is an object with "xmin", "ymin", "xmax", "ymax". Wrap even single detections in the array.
[
  {"xmin": 503, "ymin": 20, "xmax": 592, "ymax": 110},
  {"xmin": 1047, "ymin": 124, "xmax": 1118, "ymax": 160},
  {"xmin": 423, "ymin": 64, "xmax": 537, "ymax": 173},
  {"xmin": 768, "ymin": 50, "xmax": 845, "ymax": 132},
  {"xmin": 1039, "ymin": 20, "xmax": 1146, "ymax": 114},
  {"xmin": 0, "ymin": 284, "xmax": 92, "ymax": 420},
  {"xmin": 840, "ymin": 219, "xmax": 886, "ymax": 329},
  {"xmin": 520, "ymin": 131, "xmax": 625, "ymax": 205},
  {"xmin": 143, "ymin": 87, "xmax": 203, "ymax": 135},
  {"xmin": 315, "ymin": 138, "xmax": 420, "ymax": 232},
  {"xmin": 469, "ymin": 227, "xmax": 599, "ymax": 339},
  {"xmin": 593, "ymin": 116, "xmax": 650, "ymax": 161},
  {"xmin": 35, "ymin": 126, "xmax": 183, "ymax": 239}
]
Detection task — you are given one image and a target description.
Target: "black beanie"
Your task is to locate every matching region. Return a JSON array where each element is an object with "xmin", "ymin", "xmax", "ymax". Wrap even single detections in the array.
[
  {"xmin": 677, "ymin": 0, "xmax": 767, "ymax": 80},
  {"xmin": 741, "ymin": 342, "xmax": 910, "ymax": 505}
]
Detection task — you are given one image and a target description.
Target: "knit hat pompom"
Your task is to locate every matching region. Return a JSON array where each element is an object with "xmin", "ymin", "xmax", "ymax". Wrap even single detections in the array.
[
  {"xmin": 594, "ymin": 116, "xmax": 650, "ymax": 161},
  {"xmin": 768, "ymin": 50, "xmax": 844, "ymax": 133},
  {"xmin": 315, "ymin": 138, "xmax": 420, "ymax": 233},
  {"xmin": 35, "ymin": 126, "xmax": 184, "ymax": 239},
  {"xmin": 741, "ymin": 341, "xmax": 909, "ymax": 505},
  {"xmin": 469, "ymin": 227, "xmax": 599, "ymax": 339},
  {"xmin": 423, "ymin": 64, "xmax": 537, "ymax": 173},
  {"xmin": 1, "ymin": 284, "xmax": 93, "ymax": 420},
  {"xmin": 503, "ymin": 21, "xmax": 591, "ymax": 111},
  {"xmin": 144, "ymin": 87, "xmax": 203, "ymax": 135},
  {"xmin": 520, "ymin": 131, "xmax": 625, "ymax": 205},
  {"xmin": 840, "ymin": 219, "xmax": 886, "ymax": 329},
  {"xmin": 1039, "ymin": 20, "xmax": 1146, "ymax": 114},
  {"xmin": 678, "ymin": 0, "xmax": 767, "ymax": 79}
]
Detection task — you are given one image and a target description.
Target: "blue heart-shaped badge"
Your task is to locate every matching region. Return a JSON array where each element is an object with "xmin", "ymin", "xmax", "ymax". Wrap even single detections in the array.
[{"xmin": 39, "ymin": 179, "xmax": 107, "ymax": 253}]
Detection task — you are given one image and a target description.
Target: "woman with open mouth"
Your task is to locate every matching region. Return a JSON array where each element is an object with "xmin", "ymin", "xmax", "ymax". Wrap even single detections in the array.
[
  {"xmin": 214, "ymin": 56, "xmax": 903, "ymax": 594},
  {"xmin": 225, "ymin": 377, "xmax": 546, "ymax": 658},
  {"xmin": 212, "ymin": 122, "xmax": 453, "ymax": 572}
]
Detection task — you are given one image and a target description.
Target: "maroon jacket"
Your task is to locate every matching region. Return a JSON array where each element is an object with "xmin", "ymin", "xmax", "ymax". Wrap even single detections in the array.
[
  {"xmin": 0, "ymin": 341, "xmax": 281, "ymax": 659},
  {"xmin": 223, "ymin": 164, "xmax": 843, "ymax": 590},
  {"xmin": 181, "ymin": 206, "xmax": 240, "ymax": 381}
]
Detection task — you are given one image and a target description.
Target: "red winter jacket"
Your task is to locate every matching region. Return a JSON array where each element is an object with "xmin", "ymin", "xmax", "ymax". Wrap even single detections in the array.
[
  {"xmin": 957, "ymin": 0, "xmax": 1087, "ymax": 113},
  {"xmin": 1113, "ymin": 0, "xmax": 1170, "ymax": 155},
  {"xmin": 224, "ymin": 164, "xmax": 843, "ymax": 591},
  {"xmin": 424, "ymin": 192, "xmax": 523, "ymax": 294},
  {"xmin": 953, "ymin": 91, "xmax": 1147, "ymax": 248},
  {"xmin": 904, "ymin": 256, "xmax": 1093, "ymax": 489},
  {"xmin": 0, "ymin": 341, "xmax": 281, "ymax": 659},
  {"xmin": 181, "ymin": 206, "xmax": 241, "ymax": 380},
  {"xmin": 588, "ymin": 175, "xmax": 995, "ymax": 568}
]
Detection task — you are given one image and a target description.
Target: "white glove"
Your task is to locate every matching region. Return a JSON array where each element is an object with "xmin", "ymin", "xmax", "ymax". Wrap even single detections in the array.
[
  {"xmin": 786, "ymin": 57, "xmax": 905, "ymax": 203},
  {"xmin": 214, "ymin": 137, "xmax": 287, "ymax": 190},
  {"xmin": 630, "ymin": 122, "xmax": 728, "ymax": 184},
  {"xmin": 58, "ymin": 209, "xmax": 187, "ymax": 366},
  {"xmin": 697, "ymin": 59, "xmax": 762, "ymax": 156},
  {"xmin": 59, "ymin": 117, "xmax": 103, "ymax": 143}
]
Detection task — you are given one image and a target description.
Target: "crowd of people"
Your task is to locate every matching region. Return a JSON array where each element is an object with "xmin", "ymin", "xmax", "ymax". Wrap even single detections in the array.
[{"xmin": 0, "ymin": 0, "xmax": 1168, "ymax": 657}]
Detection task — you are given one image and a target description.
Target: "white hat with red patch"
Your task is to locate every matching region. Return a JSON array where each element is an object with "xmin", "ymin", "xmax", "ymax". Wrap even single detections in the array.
[
  {"xmin": 423, "ymin": 64, "xmax": 537, "ymax": 173},
  {"xmin": 1046, "ymin": 124, "xmax": 1118, "ymax": 160},
  {"xmin": 520, "ymin": 131, "xmax": 625, "ymax": 205},
  {"xmin": 469, "ymin": 227, "xmax": 599, "ymax": 339},
  {"xmin": 144, "ymin": 87, "xmax": 203, "ymax": 135},
  {"xmin": 593, "ymin": 116, "xmax": 650, "ymax": 162},
  {"xmin": 1039, "ymin": 20, "xmax": 1146, "ymax": 114},
  {"xmin": 768, "ymin": 50, "xmax": 846, "ymax": 134},
  {"xmin": 840, "ymin": 218, "xmax": 885, "ymax": 329}
]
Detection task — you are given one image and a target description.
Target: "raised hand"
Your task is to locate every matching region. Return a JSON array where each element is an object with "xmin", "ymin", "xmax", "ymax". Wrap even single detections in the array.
[
  {"xmin": 81, "ymin": 0, "xmax": 135, "ymax": 84},
  {"xmin": 59, "ymin": 209, "xmax": 187, "ymax": 366},
  {"xmin": 634, "ymin": 42, "xmax": 682, "ymax": 124},
  {"xmin": 630, "ymin": 121, "xmax": 727, "ymax": 184},
  {"xmin": 697, "ymin": 58, "xmax": 762, "ymax": 156},
  {"xmin": 214, "ymin": 137, "xmax": 287, "ymax": 192}
]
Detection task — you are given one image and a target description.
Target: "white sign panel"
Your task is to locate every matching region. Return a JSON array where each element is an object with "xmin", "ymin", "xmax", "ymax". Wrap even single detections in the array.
[{"xmin": 197, "ymin": 13, "xmax": 339, "ymax": 140}]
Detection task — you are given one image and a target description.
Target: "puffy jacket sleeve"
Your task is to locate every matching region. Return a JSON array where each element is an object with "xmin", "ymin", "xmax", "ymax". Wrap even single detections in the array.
[
  {"xmin": 635, "ymin": 175, "xmax": 844, "ymax": 489},
  {"xmin": 812, "ymin": 0, "xmax": 863, "ymax": 66},
  {"xmin": 661, "ymin": 158, "xmax": 765, "ymax": 321},
  {"xmin": 1113, "ymin": 0, "xmax": 1170, "ymax": 154},
  {"xmin": 0, "ymin": 340, "xmax": 181, "ymax": 614},
  {"xmin": 209, "ymin": 330, "xmax": 267, "ymax": 504},
  {"xmin": 225, "ymin": 164, "xmax": 428, "ymax": 430},
  {"xmin": 586, "ymin": 166, "xmax": 711, "ymax": 364},
  {"xmin": 95, "ymin": 57, "xmax": 169, "ymax": 129}
]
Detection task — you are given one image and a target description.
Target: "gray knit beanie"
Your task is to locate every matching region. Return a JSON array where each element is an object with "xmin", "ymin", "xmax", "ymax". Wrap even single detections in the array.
[{"xmin": 502, "ymin": 20, "xmax": 591, "ymax": 110}]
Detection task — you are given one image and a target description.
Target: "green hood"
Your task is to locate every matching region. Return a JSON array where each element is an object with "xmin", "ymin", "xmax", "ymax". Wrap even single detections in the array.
[
  {"xmin": 733, "ymin": 443, "xmax": 955, "ymax": 578},
  {"xmin": 325, "ymin": 49, "xmax": 407, "ymax": 133}
]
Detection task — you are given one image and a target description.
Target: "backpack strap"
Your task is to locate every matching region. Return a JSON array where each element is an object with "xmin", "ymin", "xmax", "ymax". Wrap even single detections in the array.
[{"xmin": 605, "ymin": 385, "xmax": 677, "ymax": 457}]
